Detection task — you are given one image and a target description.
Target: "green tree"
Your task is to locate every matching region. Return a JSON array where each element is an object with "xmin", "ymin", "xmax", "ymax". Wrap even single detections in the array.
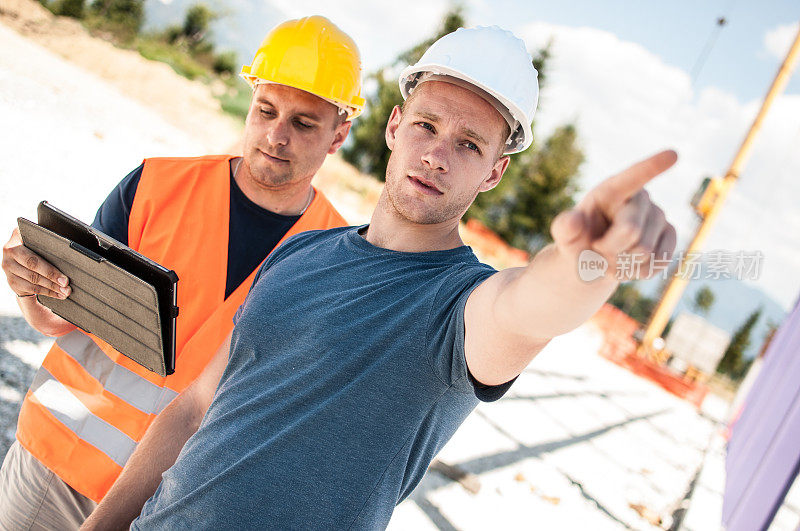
[
  {"xmin": 342, "ymin": 7, "xmax": 466, "ymax": 178},
  {"xmin": 466, "ymin": 123, "xmax": 583, "ymax": 251},
  {"xmin": 717, "ymin": 307, "xmax": 762, "ymax": 380},
  {"xmin": 213, "ymin": 50, "xmax": 238, "ymax": 75},
  {"xmin": 182, "ymin": 3, "xmax": 216, "ymax": 48},
  {"xmin": 90, "ymin": 0, "xmax": 144, "ymax": 39},
  {"xmin": 692, "ymin": 285, "xmax": 715, "ymax": 315},
  {"xmin": 55, "ymin": 0, "xmax": 85, "ymax": 18},
  {"xmin": 608, "ymin": 282, "xmax": 656, "ymax": 324}
]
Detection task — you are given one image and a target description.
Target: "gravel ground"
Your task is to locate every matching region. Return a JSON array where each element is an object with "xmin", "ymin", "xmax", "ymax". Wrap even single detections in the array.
[
  {"xmin": 0, "ymin": 0, "xmax": 242, "ymax": 154},
  {"xmin": 0, "ymin": 315, "xmax": 49, "ymax": 457},
  {"xmin": 0, "ymin": 17, "xmax": 238, "ymax": 457}
]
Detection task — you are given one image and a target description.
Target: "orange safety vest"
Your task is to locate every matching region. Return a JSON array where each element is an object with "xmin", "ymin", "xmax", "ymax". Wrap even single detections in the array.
[{"xmin": 16, "ymin": 155, "xmax": 347, "ymax": 502}]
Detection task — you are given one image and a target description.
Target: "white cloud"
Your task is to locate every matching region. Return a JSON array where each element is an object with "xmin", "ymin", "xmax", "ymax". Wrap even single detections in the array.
[
  {"xmin": 518, "ymin": 22, "xmax": 800, "ymax": 309},
  {"xmin": 146, "ymin": 0, "xmax": 450, "ymax": 75},
  {"xmin": 266, "ymin": 0, "xmax": 449, "ymax": 70},
  {"xmin": 764, "ymin": 22, "xmax": 799, "ymax": 60}
]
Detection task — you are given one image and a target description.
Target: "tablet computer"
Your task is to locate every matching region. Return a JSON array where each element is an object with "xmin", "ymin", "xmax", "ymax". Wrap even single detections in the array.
[{"xmin": 17, "ymin": 201, "xmax": 179, "ymax": 376}]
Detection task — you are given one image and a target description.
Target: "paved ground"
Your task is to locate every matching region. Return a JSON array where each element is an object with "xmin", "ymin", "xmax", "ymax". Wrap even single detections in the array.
[{"xmin": 388, "ymin": 326, "xmax": 721, "ymax": 530}]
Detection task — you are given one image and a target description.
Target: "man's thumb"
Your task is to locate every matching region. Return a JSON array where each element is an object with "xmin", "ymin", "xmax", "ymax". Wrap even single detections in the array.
[{"xmin": 551, "ymin": 209, "xmax": 587, "ymax": 251}]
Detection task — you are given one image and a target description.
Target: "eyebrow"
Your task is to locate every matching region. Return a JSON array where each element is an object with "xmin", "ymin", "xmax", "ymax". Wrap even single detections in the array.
[
  {"xmin": 255, "ymin": 96, "xmax": 323, "ymax": 122},
  {"xmin": 413, "ymin": 110, "xmax": 489, "ymax": 146}
]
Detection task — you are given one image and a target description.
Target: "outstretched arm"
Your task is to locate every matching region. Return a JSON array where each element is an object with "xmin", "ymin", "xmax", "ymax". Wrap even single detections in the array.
[
  {"xmin": 81, "ymin": 332, "xmax": 232, "ymax": 530},
  {"xmin": 465, "ymin": 150, "xmax": 678, "ymax": 385}
]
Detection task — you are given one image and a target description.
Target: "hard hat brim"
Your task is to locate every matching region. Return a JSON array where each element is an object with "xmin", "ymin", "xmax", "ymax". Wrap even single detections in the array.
[
  {"xmin": 240, "ymin": 70, "xmax": 364, "ymax": 121},
  {"xmin": 399, "ymin": 63, "xmax": 534, "ymax": 154}
]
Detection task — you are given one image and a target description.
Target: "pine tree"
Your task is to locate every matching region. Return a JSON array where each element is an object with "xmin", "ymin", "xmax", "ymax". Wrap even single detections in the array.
[
  {"xmin": 55, "ymin": 0, "xmax": 86, "ymax": 18},
  {"xmin": 466, "ymin": 123, "xmax": 583, "ymax": 251},
  {"xmin": 182, "ymin": 3, "xmax": 216, "ymax": 49},
  {"xmin": 717, "ymin": 307, "xmax": 762, "ymax": 380}
]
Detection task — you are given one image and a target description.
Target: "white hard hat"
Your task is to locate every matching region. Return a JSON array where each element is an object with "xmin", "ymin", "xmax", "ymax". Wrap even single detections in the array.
[{"xmin": 399, "ymin": 26, "xmax": 539, "ymax": 154}]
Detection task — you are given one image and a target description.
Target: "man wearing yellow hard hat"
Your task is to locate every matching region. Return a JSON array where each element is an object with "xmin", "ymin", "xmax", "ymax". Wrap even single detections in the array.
[{"xmin": 0, "ymin": 15, "xmax": 362, "ymax": 529}]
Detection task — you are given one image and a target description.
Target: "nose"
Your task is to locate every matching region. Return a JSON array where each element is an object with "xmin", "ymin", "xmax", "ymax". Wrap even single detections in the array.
[
  {"xmin": 421, "ymin": 138, "xmax": 449, "ymax": 173},
  {"xmin": 266, "ymin": 117, "xmax": 290, "ymax": 147}
]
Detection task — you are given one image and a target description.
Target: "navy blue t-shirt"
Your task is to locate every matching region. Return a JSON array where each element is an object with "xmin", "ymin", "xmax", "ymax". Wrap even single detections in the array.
[
  {"xmin": 133, "ymin": 226, "xmax": 515, "ymax": 530},
  {"xmin": 91, "ymin": 161, "xmax": 301, "ymax": 298}
]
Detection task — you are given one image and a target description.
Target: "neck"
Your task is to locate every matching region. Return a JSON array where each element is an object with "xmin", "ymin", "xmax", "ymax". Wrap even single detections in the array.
[
  {"xmin": 232, "ymin": 157, "xmax": 314, "ymax": 215},
  {"xmin": 364, "ymin": 191, "xmax": 464, "ymax": 252}
]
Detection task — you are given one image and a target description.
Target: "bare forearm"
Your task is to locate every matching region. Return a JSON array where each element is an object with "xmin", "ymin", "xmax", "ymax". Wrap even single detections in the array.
[
  {"xmin": 466, "ymin": 245, "xmax": 618, "ymax": 385},
  {"xmin": 81, "ymin": 395, "xmax": 202, "ymax": 530},
  {"xmin": 82, "ymin": 333, "xmax": 231, "ymax": 530},
  {"xmin": 466, "ymin": 151, "xmax": 678, "ymax": 386},
  {"xmin": 499, "ymin": 244, "xmax": 617, "ymax": 339}
]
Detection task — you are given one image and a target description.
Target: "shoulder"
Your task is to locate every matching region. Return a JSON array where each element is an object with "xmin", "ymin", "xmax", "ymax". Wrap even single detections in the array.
[
  {"xmin": 274, "ymin": 226, "xmax": 354, "ymax": 256},
  {"xmin": 432, "ymin": 260, "xmax": 497, "ymax": 307},
  {"xmin": 134, "ymin": 156, "xmax": 233, "ymax": 202},
  {"xmin": 143, "ymin": 155, "xmax": 231, "ymax": 166},
  {"xmin": 140, "ymin": 155, "xmax": 231, "ymax": 179},
  {"xmin": 250, "ymin": 226, "xmax": 354, "ymax": 286},
  {"xmin": 424, "ymin": 258, "xmax": 498, "ymax": 343},
  {"xmin": 425, "ymin": 259, "xmax": 498, "ymax": 340},
  {"xmin": 436, "ymin": 250, "xmax": 497, "ymax": 288}
]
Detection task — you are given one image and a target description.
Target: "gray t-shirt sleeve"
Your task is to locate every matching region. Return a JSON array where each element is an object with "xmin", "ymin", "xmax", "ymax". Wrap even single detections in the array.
[{"xmin": 426, "ymin": 266, "xmax": 516, "ymax": 402}]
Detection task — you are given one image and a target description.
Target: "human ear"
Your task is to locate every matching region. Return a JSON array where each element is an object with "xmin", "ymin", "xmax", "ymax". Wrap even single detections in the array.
[
  {"xmin": 328, "ymin": 120, "xmax": 352, "ymax": 154},
  {"xmin": 384, "ymin": 105, "xmax": 403, "ymax": 151},
  {"xmin": 479, "ymin": 155, "xmax": 510, "ymax": 192}
]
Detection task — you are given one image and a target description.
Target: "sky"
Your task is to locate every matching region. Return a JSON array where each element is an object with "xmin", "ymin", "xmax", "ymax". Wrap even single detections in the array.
[{"xmin": 145, "ymin": 0, "xmax": 800, "ymax": 310}]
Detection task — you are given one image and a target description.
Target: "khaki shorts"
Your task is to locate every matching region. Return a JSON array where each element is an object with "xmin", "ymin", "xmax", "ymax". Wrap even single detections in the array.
[{"xmin": 0, "ymin": 440, "xmax": 96, "ymax": 531}]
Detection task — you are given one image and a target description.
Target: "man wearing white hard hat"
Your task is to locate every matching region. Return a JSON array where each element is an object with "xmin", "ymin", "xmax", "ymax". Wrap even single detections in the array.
[{"xmin": 85, "ymin": 25, "xmax": 677, "ymax": 529}]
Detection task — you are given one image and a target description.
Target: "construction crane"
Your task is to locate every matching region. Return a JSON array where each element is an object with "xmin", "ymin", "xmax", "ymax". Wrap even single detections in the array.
[{"xmin": 640, "ymin": 23, "xmax": 800, "ymax": 355}]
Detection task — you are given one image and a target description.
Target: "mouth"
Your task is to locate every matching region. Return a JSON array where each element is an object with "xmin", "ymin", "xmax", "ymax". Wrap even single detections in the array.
[
  {"xmin": 408, "ymin": 175, "xmax": 443, "ymax": 196},
  {"xmin": 260, "ymin": 149, "xmax": 290, "ymax": 164}
]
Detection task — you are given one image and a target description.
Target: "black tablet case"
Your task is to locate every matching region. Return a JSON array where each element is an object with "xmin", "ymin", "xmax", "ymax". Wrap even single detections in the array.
[{"xmin": 17, "ymin": 202, "xmax": 178, "ymax": 376}]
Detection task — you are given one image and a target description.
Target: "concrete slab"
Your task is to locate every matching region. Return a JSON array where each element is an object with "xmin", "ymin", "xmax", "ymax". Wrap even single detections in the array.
[{"xmin": 391, "ymin": 326, "xmax": 719, "ymax": 529}]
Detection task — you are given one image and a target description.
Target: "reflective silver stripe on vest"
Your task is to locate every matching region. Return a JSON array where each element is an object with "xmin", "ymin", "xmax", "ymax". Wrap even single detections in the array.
[
  {"xmin": 56, "ymin": 331, "xmax": 178, "ymax": 415},
  {"xmin": 30, "ymin": 368, "xmax": 136, "ymax": 467}
]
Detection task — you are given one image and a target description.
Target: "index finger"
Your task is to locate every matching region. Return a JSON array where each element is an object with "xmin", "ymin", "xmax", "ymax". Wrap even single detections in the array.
[{"xmin": 591, "ymin": 150, "xmax": 677, "ymax": 213}]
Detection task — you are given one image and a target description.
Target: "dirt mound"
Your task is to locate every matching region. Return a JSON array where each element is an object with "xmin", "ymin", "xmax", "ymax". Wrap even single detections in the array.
[{"xmin": 0, "ymin": 0, "xmax": 241, "ymax": 152}]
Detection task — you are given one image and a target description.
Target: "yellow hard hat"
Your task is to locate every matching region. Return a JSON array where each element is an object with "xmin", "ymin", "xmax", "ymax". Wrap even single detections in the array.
[{"xmin": 241, "ymin": 16, "xmax": 365, "ymax": 120}]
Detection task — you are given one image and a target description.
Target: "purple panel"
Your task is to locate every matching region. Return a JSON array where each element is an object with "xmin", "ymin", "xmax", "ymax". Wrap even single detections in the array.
[
  {"xmin": 726, "ymin": 322, "xmax": 800, "ymax": 479},
  {"xmin": 725, "ymin": 382, "xmax": 800, "ymax": 530},
  {"xmin": 726, "ymin": 316, "xmax": 796, "ymax": 464},
  {"xmin": 723, "ymin": 297, "xmax": 800, "ymax": 530}
]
